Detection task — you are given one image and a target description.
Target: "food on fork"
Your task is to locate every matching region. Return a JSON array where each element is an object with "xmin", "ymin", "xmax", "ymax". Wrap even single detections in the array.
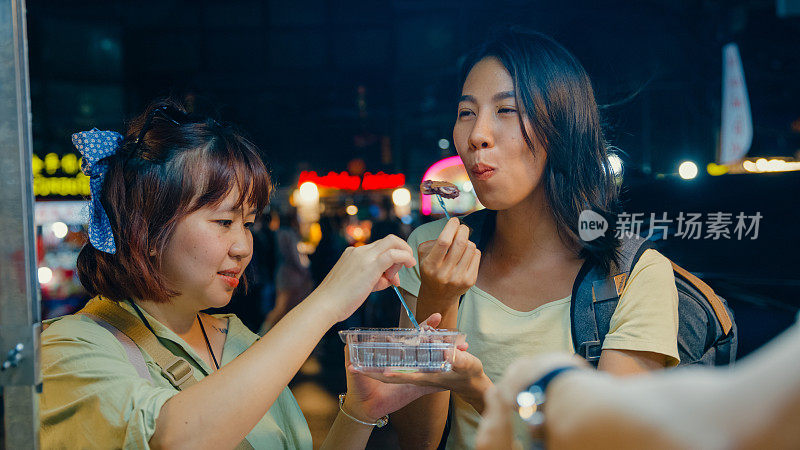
[{"xmin": 421, "ymin": 180, "xmax": 460, "ymax": 199}]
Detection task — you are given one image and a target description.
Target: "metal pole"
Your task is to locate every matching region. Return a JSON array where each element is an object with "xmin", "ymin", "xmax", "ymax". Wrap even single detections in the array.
[{"xmin": 0, "ymin": 0, "xmax": 41, "ymax": 448}]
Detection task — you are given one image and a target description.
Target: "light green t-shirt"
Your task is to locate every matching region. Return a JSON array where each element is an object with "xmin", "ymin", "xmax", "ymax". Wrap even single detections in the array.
[
  {"xmin": 399, "ymin": 218, "xmax": 679, "ymax": 449},
  {"xmin": 40, "ymin": 299, "xmax": 312, "ymax": 449}
]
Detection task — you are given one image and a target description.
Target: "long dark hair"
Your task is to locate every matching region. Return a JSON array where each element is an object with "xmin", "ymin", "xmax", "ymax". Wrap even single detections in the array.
[
  {"xmin": 77, "ymin": 98, "xmax": 273, "ymax": 303},
  {"xmin": 460, "ymin": 28, "xmax": 621, "ymax": 273}
]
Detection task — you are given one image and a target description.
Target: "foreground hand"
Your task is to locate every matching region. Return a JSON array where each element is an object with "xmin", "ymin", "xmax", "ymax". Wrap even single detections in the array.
[
  {"xmin": 314, "ymin": 235, "xmax": 416, "ymax": 322},
  {"xmin": 418, "ymin": 218, "xmax": 481, "ymax": 304},
  {"xmin": 475, "ymin": 354, "xmax": 588, "ymax": 450},
  {"xmin": 342, "ymin": 314, "xmax": 445, "ymax": 422},
  {"xmin": 357, "ymin": 341, "xmax": 492, "ymax": 413}
]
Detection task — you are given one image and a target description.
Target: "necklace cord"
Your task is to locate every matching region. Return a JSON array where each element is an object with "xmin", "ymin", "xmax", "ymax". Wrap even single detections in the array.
[
  {"xmin": 128, "ymin": 300, "xmax": 157, "ymax": 335},
  {"xmin": 197, "ymin": 314, "xmax": 220, "ymax": 370},
  {"xmin": 128, "ymin": 299, "xmax": 220, "ymax": 371}
]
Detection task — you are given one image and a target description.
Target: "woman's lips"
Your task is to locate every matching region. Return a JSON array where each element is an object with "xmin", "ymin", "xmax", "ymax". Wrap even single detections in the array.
[
  {"xmin": 471, "ymin": 164, "xmax": 496, "ymax": 180},
  {"xmin": 218, "ymin": 273, "xmax": 239, "ymax": 288}
]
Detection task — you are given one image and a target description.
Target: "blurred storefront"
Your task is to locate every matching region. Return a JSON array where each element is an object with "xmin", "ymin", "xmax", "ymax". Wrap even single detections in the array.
[
  {"xmin": 33, "ymin": 151, "xmax": 91, "ymax": 319},
  {"xmin": 291, "ymin": 168, "xmax": 412, "ymax": 246}
]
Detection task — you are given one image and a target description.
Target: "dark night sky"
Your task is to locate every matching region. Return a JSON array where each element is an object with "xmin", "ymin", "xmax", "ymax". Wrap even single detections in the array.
[
  {"xmin": 26, "ymin": 0, "xmax": 800, "ymax": 189},
  {"xmin": 25, "ymin": 0, "xmax": 800, "ymax": 356}
]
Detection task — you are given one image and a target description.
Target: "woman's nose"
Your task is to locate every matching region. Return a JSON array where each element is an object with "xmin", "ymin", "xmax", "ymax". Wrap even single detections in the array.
[
  {"xmin": 468, "ymin": 114, "xmax": 495, "ymax": 150},
  {"xmin": 229, "ymin": 227, "xmax": 252, "ymax": 260}
]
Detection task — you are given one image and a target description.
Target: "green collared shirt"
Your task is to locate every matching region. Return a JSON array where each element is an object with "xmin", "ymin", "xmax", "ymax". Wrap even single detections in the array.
[{"xmin": 40, "ymin": 298, "xmax": 312, "ymax": 449}]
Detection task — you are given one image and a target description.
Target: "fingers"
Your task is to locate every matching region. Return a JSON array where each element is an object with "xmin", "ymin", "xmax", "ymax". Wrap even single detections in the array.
[
  {"xmin": 451, "ymin": 349, "xmax": 482, "ymax": 375},
  {"xmin": 370, "ymin": 234, "xmax": 413, "ymax": 255},
  {"xmin": 421, "ymin": 313, "xmax": 442, "ymax": 328},
  {"xmin": 466, "ymin": 247, "xmax": 481, "ymax": 282},
  {"xmin": 375, "ymin": 248, "xmax": 417, "ymax": 274},
  {"xmin": 453, "ymin": 239, "xmax": 478, "ymax": 281},
  {"xmin": 441, "ymin": 223, "xmax": 471, "ymax": 270},
  {"xmin": 417, "ymin": 239, "xmax": 436, "ymax": 258},
  {"xmin": 356, "ymin": 370, "xmax": 421, "ymax": 385},
  {"xmin": 382, "ymin": 261, "xmax": 405, "ymax": 285},
  {"xmin": 427, "ymin": 217, "xmax": 461, "ymax": 262}
]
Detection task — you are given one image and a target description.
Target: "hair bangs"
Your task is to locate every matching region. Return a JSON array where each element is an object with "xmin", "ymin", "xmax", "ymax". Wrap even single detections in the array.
[{"xmin": 186, "ymin": 133, "xmax": 272, "ymax": 216}]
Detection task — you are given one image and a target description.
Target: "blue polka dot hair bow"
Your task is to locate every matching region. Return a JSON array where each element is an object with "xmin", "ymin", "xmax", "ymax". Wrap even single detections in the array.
[{"xmin": 71, "ymin": 128, "xmax": 125, "ymax": 254}]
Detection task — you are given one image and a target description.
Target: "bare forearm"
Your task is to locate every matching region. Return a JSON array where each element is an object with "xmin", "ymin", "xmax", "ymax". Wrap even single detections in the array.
[
  {"xmin": 416, "ymin": 283, "xmax": 460, "ymax": 329},
  {"xmin": 547, "ymin": 323, "xmax": 800, "ymax": 449},
  {"xmin": 151, "ymin": 290, "xmax": 336, "ymax": 449},
  {"xmin": 392, "ymin": 392, "xmax": 451, "ymax": 450},
  {"xmin": 724, "ymin": 323, "xmax": 800, "ymax": 448},
  {"xmin": 319, "ymin": 411, "xmax": 375, "ymax": 450}
]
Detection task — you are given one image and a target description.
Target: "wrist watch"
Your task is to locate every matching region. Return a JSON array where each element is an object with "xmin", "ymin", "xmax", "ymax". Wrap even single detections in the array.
[{"xmin": 516, "ymin": 366, "xmax": 578, "ymax": 425}]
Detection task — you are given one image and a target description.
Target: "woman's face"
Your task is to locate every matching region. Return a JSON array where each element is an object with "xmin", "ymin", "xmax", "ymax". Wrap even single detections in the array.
[
  {"xmin": 453, "ymin": 57, "xmax": 547, "ymax": 210},
  {"xmin": 160, "ymin": 188, "xmax": 255, "ymax": 311}
]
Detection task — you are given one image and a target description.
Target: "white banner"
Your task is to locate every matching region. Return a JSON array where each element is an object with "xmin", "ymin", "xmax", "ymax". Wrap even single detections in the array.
[{"xmin": 719, "ymin": 43, "xmax": 753, "ymax": 165}]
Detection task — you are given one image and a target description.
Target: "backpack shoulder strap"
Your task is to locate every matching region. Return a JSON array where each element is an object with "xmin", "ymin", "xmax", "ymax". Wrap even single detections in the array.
[
  {"xmin": 616, "ymin": 235, "xmax": 655, "ymax": 285},
  {"xmin": 455, "ymin": 209, "xmax": 496, "ymax": 310},
  {"xmin": 78, "ymin": 297, "xmax": 197, "ymax": 391},
  {"xmin": 571, "ymin": 236, "xmax": 654, "ymax": 364},
  {"xmin": 81, "ymin": 312, "xmax": 154, "ymax": 382},
  {"xmin": 671, "ymin": 262, "xmax": 733, "ymax": 335},
  {"xmin": 570, "ymin": 261, "xmax": 604, "ymax": 363},
  {"xmin": 460, "ymin": 208, "xmax": 496, "ymax": 252},
  {"xmin": 42, "ymin": 314, "xmax": 153, "ymax": 382},
  {"xmin": 78, "ymin": 297, "xmax": 256, "ymax": 450}
]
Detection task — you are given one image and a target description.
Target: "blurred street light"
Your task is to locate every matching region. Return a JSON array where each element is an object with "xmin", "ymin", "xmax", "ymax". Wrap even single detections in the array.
[
  {"xmin": 38, "ymin": 267, "xmax": 53, "ymax": 284},
  {"xmin": 608, "ymin": 154, "xmax": 623, "ymax": 177},
  {"xmin": 392, "ymin": 187, "xmax": 411, "ymax": 207},
  {"xmin": 52, "ymin": 221, "xmax": 68, "ymax": 239},
  {"xmin": 297, "ymin": 181, "xmax": 319, "ymax": 204},
  {"xmin": 679, "ymin": 161, "xmax": 698, "ymax": 180}
]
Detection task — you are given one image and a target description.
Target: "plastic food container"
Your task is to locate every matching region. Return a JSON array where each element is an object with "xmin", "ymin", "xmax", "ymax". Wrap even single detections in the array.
[{"xmin": 339, "ymin": 328, "xmax": 466, "ymax": 373}]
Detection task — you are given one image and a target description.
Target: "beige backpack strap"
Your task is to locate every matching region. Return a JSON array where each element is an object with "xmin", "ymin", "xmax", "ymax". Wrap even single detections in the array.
[
  {"xmin": 78, "ymin": 297, "xmax": 256, "ymax": 450},
  {"xmin": 234, "ymin": 440, "xmax": 256, "ymax": 450},
  {"xmin": 78, "ymin": 297, "xmax": 197, "ymax": 391}
]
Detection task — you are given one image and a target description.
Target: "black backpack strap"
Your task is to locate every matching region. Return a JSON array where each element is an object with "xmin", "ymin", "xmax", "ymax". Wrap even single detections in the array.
[
  {"xmin": 570, "ymin": 262, "xmax": 604, "ymax": 363},
  {"xmin": 460, "ymin": 208, "xmax": 495, "ymax": 252},
  {"xmin": 571, "ymin": 236, "xmax": 655, "ymax": 366},
  {"xmin": 454, "ymin": 209, "xmax": 495, "ymax": 310}
]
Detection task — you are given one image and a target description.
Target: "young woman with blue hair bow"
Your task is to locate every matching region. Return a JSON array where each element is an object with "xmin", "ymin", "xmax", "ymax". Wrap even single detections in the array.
[{"xmin": 40, "ymin": 100, "xmax": 442, "ymax": 449}]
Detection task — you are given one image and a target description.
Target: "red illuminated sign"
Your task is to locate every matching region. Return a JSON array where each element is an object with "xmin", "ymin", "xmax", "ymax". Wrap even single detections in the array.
[
  {"xmin": 299, "ymin": 171, "xmax": 360, "ymax": 190},
  {"xmin": 362, "ymin": 172, "xmax": 405, "ymax": 190},
  {"xmin": 298, "ymin": 171, "xmax": 405, "ymax": 191}
]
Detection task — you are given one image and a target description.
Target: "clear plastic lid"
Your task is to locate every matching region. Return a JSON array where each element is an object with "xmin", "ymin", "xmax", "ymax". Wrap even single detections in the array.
[{"xmin": 339, "ymin": 327, "xmax": 466, "ymax": 373}]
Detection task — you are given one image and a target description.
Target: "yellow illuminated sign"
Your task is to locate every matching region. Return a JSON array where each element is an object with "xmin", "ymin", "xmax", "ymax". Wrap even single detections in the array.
[
  {"xmin": 33, "ymin": 153, "xmax": 89, "ymax": 197},
  {"xmin": 34, "ymin": 174, "xmax": 90, "ymax": 197}
]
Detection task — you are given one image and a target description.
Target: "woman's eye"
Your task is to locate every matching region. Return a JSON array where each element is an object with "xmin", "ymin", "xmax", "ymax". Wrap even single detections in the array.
[
  {"xmin": 498, "ymin": 107, "xmax": 517, "ymax": 114},
  {"xmin": 216, "ymin": 220, "xmax": 233, "ymax": 227},
  {"xmin": 458, "ymin": 109, "xmax": 474, "ymax": 118}
]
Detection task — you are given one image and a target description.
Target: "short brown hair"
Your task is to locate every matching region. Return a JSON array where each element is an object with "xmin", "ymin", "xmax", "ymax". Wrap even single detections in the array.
[{"xmin": 77, "ymin": 99, "xmax": 273, "ymax": 303}]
